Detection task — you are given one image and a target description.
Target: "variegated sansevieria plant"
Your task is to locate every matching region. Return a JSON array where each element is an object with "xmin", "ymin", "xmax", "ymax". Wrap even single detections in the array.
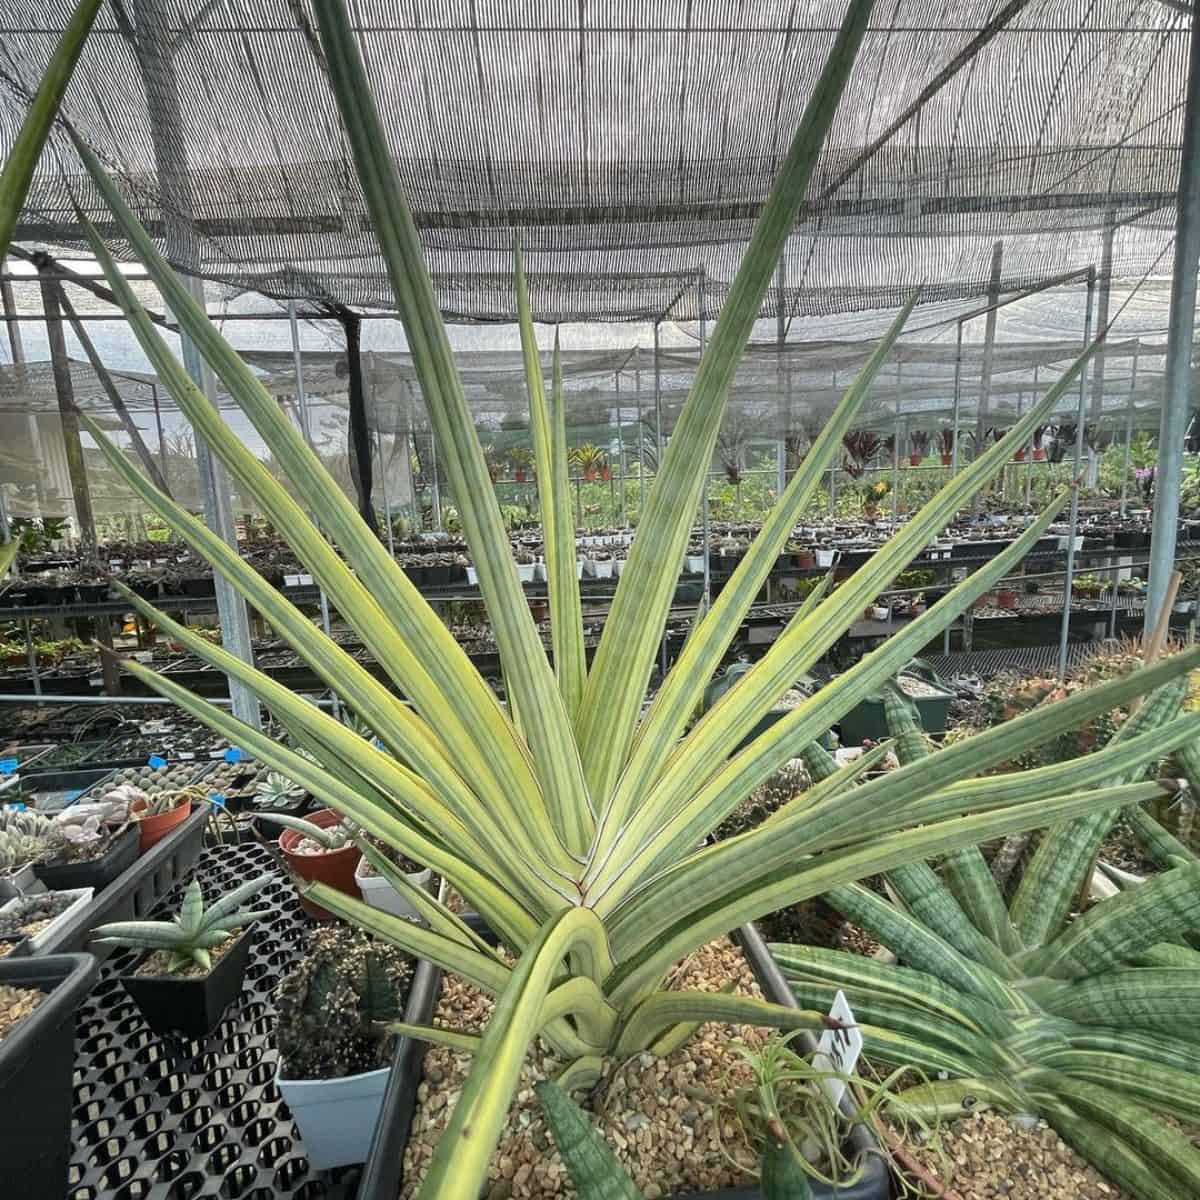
[
  {"xmin": 775, "ymin": 691, "xmax": 1200, "ymax": 1199},
  {"xmin": 56, "ymin": 0, "xmax": 1200, "ymax": 1194}
]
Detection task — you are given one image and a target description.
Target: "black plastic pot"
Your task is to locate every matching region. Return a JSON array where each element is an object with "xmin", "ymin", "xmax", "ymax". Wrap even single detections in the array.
[
  {"xmin": 34, "ymin": 822, "xmax": 140, "ymax": 893},
  {"xmin": 355, "ymin": 920, "xmax": 891, "ymax": 1200},
  {"xmin": 181, "ymin": 576, "xmax": 215, "ymax": 597},
  {"xmin": 0, "ymin": 953, "xmax": 99, "ymax": 1198},
  {"xmin": 120, "ymin": 923, "xmax": 256, "ymax": 1038}
]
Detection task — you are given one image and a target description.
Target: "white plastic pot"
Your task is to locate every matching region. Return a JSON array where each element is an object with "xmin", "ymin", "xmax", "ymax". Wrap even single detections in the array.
[
  {"xmin": 871, "ymin": 606, "xmax": 890, "ymax": 622},
  {"xmin": 354, "ymin": 858, "xmax": 432, "ymax": 921},
  {"xmin": 613, "ymin": 558, "xmax": 626, "ymax": 577},
  {"xmin": 0, "ymin": 887, "xmax": 93, "ymax": 952},
  {"xmin": 685, "ymin": 554, "xmax": 705, "ymax": 574},
  {"xmin": 276, "ymin": 1065, "xmax": 391, "ymax": 1168},
  {"xmin": 466, "ymin": 565, "xmax": 478, "ymax": 585},
  {"xmin": 533, "ymin": 561, "xmax": 547, "ymax": 582},
  {"xmin": 576, "ymin": 559, "xmax": 585, "ymax": 579},
  {"xmin": 588, "ymin": 559, "xmax": 614, "ymax": 579},
  {"xmin": 816, "ymin": 548, "xmax": 836, "ymax": 568},
  {"xmin": 516, "ymin": 562, "xmax": 535, "ymax": 583}
]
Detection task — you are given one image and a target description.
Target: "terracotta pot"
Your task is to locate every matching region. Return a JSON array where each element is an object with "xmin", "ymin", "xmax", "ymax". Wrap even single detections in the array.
[
  {"xmin": 796, "ymin": 551, "xmax": 815, "ymax": 568},
  {"xmin": 582, "ymin": 469, "xmax": 596, "ymax": 482},
  {"xmin": 278, "ymin": 808, "xmax": 362, "ymax": 920},
  {"xmin": 997, "ymin": 589, "xmax": 1018, "ymax": 610},
  {"xmin": 1013, "ymin": 447, "xmax": 1026, "ymax": 462},
  {"xmin": 908, "ymin": 454, "xmax": 922, "ymax": 466},
  {"xmin": 514, "ymin": 470, "xmax": 527, "ymax": 483},
  {"xmin": 600, "ymin": 466, "xmax": 613, "ymax": 481},
  {"xmin": 941, "ymin": 453, "xmax": 953, "ymax": 466},
  {"xmin": 1033, "ymin": 448, "xmax": 1047, "ymax": 462},
  {"xmin": 132, "ymin": 797, "xmax": 192, "ymax": 853}
]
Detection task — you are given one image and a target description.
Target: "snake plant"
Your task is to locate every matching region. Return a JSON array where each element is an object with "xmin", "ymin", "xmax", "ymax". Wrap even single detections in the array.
[
  {"xmin": 774, "ymin": 689, "xmax": 1200, "ymax": 1199},
  {"xmin": 91, "ymin": 875, "xmax": 271, "ymax": 973},
  {"xmin": 43, "ymin": 1, "xmax": 1200, "ymax": 1194}
]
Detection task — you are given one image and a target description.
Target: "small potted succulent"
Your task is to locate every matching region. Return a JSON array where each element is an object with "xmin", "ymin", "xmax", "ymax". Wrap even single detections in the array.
[
  {"xmin": 102, "ymin": 782, "xmax": 195, "ymax": 853},
  {"xmin": 907, "ymin": 429, "xmax": 929, "ymax": 466},
  {"xmin": 353, "ymin": 837, "xmax": 431, "ymax": 920},
  {"xmin": 938, "ymin": 427, "xmax": 955, "ymax": 465},
  {"xmin": 90, "ymin": 875, "xmax": 270, "ymax": 1038},
  {"xmin": 0, "ymin": 888, "xmax": 94, "ymax": 954},
  {"xmin": 1032, "ymin": 425, "xmax": 1047, "ymax": 461},
  {"xmin": 258, "ymin": 810, "xmax": 361, "ymax": 919},
  {"xmin": 507, "ymin": 445, "xmax": 533, "ymax": 483},
  {"xmin": 513, "ymin": 548, "xmax": 536, "ymax": 583},
  {"xmin": 586, "ymin": 548, "xmax": 614, "ymax": 579},
  {"xmin": 274, "ymin": 926, "xmax": 414, "ymax": 1168}
]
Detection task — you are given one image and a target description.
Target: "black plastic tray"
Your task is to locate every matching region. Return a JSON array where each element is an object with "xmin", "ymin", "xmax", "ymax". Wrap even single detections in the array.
[
  {"xmin": 33, "ymin": 804, "xmax": 209, "ymax": 958},
  {"xmin": 356, "ymin": 920, "xmax": 891, "ymax": 1200},
  {"xmin": 0, "ymin": 953, "xmax": 99, "ymax": 1198}
]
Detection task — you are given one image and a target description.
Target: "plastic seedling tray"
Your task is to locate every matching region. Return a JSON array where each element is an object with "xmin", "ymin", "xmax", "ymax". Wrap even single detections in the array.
[{"xmin": 67, "ymin": 841, "xmax": 381, "ymax": 1198}]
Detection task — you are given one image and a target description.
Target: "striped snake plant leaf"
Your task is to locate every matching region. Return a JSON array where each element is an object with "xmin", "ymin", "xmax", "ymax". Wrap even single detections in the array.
[
  {"xmin": 1019, "ymin": 861, "xmax": 1200, "ymax": 979},
  {"xmin": 306, "ymin": 1, "xmax": 592, "ymax": 855},
  {"xmin": 1039, "ymin": 1049, "xmax": 1200, "ymax": 1122},
  {"xmin": 570, "ymin": 2, "xmax": 878, "ymax": 805},
  {"xmin": 0, "ymin": 540, "xmax": 18, "ymax": 577},
  {"xmin": 601, "ymin": 291, "xmax": 919, "ymax": 847},
  {"xmin": 1121, "ymin": 800, "xmax": 1197, "ymax": 867},
  {"xmin": 1036, "ymin": 967, "xmax": 1200, "ymax": 1033},
  {"xmin": 536, "ymin": 1081, "xmax": 645, "ymax": 1200},
  {"xmin": 0, "ymin": 0, "xmax": 100, "ymax": 260},
  {"xmin": 516, "ymin": 254, "xmax": 586, "ymax": 723},
  {"xmin": 1008, "ymin": 674, "xmax": 1189, "ymax": 949},
  {"xmin": 1041, "ymin": 1104, "xmax": 1182, "ymax": 1200},
  {"xmin": 71, "ymin": 193, "xmax": 572, "ymax": 878}
]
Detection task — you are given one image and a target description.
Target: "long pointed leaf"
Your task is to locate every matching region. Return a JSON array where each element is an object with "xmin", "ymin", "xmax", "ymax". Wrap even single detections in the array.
[
  {"xmin": 573, "ymin": 1, "xmax": 878, "ymax": 804},
  {"xmin": 0, "ymin": 1, "xmax": 100, "ymax": 259},
  {"xmin": 517, "ymin": 257, "xmax": 586, "ymax": 723}
]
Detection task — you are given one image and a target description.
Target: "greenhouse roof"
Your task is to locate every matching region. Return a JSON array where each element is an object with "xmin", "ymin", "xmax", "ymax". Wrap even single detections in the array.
[{"xmin": 0, "ymin": 1, "xmax": 1192, "ymax": 323}]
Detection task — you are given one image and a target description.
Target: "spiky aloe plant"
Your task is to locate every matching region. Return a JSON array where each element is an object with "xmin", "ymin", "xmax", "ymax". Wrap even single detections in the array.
[
  {"xmin": 774, "ymin": 691, "xmax": 1200, "ymax": 1199},
  {"xmin": 46, "ymin": 2, "xmax": 1200, "ymax": 1195},
  {"xmin": 91, "ymin": 875, "xmax": 271, "ymax": 973}
]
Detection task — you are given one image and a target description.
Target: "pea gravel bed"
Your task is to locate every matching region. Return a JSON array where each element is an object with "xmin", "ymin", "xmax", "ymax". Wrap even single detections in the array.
[
  {"xmin": 900, "ymin": 1111, "xmax": 1129, "ymax": 1200},
  {"xmin": 400, "ymin": 938, "xmax": 768, "ymax": 1199}
]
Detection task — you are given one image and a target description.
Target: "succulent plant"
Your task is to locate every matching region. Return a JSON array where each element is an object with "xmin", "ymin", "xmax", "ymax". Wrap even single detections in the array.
[
  {"xmin": 252, "ymin": 769, "xmax": 307, "ymax": 811},
  {"xmin": 257, "ymin": 812, "xmax": 351, "ymax": 849},
  {"xmin": 0, "ymin": 891, "xmax": 76, "ymax": 938},
  {"xmin": 275, "ymin": 925, "xmax": 413, "ymax": 1079},
  {"xmin": 91, "ymin": 875, "xmax": 271, "ymax": 973}
]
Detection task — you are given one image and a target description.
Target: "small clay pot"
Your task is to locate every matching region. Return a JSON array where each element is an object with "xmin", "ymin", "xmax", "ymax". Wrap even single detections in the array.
[
  {"xmin": 133, "ymin": 797, "xmax": 192, "ymax": 853},
  {"xmin": 277, "ymin": 808, "xmax": 362, "ymax": 920}
]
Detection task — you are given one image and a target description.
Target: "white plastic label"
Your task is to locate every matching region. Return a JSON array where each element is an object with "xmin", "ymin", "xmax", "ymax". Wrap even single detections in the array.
[{"xmin": 812, "ymin": 989, "xmax": 862, "ymax": 1108}]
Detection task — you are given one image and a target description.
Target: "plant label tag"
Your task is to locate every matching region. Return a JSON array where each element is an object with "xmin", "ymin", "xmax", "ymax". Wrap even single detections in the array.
[
  {"xmin": 224, "ymin": 747, "xmax": 245, "ymax": 763},
  {"xmin": 178, "ymin": 751, "xmax": 196, "ymax": 761},
  {"xmin": 148, "ymin": 754, "xmax": 167, "ymax": 769},
  {"xmin": 813, "ymin": 989, "xmax": 862, "ymax": 1108}
]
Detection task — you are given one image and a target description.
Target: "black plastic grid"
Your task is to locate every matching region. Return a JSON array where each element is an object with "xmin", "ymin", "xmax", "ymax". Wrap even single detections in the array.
[{"xmin": 68, "ymin": 841, "xmax": 360, "ymax": 1200}]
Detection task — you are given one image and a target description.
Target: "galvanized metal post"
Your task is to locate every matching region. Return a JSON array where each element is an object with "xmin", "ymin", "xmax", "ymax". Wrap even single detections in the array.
[
  {"xmin": 1, "ymin": 274, "xmax": 24, "ymax": 363},
  {"xmin": 653, "ymin": 322, "xmax": 664, "ymax": 477},
  {"xmin": 1057, "ymin": 267, "xmax": 1096, "ymax": 680},
  {"xmin": 892, "ymin": 359, "xmax": 903, "ymax": 525},
  {"xmin": 1147, "ymin": 10, "xmax": 1200, "ymax": 637},
  {"xmin": 377, "ymin": 428, "xmax": 394, "ymax": 555},
  {"xmin": 1119, "ymin": 344, "xmax": 1139, "ymax": 517},
  {"xmin": 635, "ymin": 346, "xmax": 645, "ymax": 520},
  {"xmin": 1088, "ymin": 216, "xmax": 1116, "ymax": 487},
  {"xmin": 151, "ymin": 385, "xmax": 168, "ymax": 493},
  {"xmin": 1026, "ymin": 364, "xmax": 1038, "ymax": 509},
  {"xmin": 615, "ymin": 370, "xmax": 626, "ymax": 527},
  {"xmin": 130, "ymin": 0, "xmax": 260, "ymax": 729},
  {"xmin": 950, "ymin": 320, "xmax": 963, "ymax": 476}
]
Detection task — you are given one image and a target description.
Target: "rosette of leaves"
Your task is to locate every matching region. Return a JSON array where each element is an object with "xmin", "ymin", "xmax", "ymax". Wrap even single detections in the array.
[
  {"xmin": 775, "ymin": 689, "xmax": 1200, "ymax": 1199},
  {"xmin": 275, "ymin": 925, "xmax": 414, "ymax": 1079}
]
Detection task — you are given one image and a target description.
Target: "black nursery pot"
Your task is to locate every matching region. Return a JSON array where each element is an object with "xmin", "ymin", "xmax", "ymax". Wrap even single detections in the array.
[
  {"xmin": 181, "ymin": 576, "xmax": 216, "ymax": 597},
  {"xmin": 34, "ymin": 823, "xmax": 141, "ymax": 892},
  {"xmin": 0, "ymin": 953, "xmax": 99, "ymax": 1199},
  {"xmin": 120, "ymin": 924, "xmax": 256, "ymax": 1039}
]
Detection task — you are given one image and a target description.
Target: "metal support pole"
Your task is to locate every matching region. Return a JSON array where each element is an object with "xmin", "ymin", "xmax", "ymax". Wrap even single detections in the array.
[
  {"xmin": 892, "ymin": 359, "xmax": 903, "ymax": 525},
  {"xmin": 974, "ymin": 242, "xmax": 1003, "ymax": 476},
  {"xmin": 1088, "ymin": 216, "xmax": 1116, "ymax": 487},
  {"xmin": 1120, "ymin": 344, "xmax": 1139, "ymax": 517},
  {"xmin": 1026, "ymin": 364, "xmax": 1038, "ymax": 508},
  {"xmin": 24, "ymin": 620, "xmax": 40, "ymax": 697},
  {"xmin": 633, "ymin": 348, "xmax": 643, "ymax": 524},
  {"xmin": 128, "ymin": 0, "xmax": 259, "ymax": 729},
  {"xmin": 37, "ymin": 264, "xmax": 97, "ymax": 559},
  {"xmin": 0, "ymin": 274, "xmax": 24, "ymax": 363},
  {"xmin": 615, "ymin": 370, "xmax": 626, "ymax": 527},
  {"xmin": 152, "ymin": 385, "xmax": 168, "ymax": 493},
  {"xmin": 1057, "ymin": 266, "xmax": 1096, "ymax": 680},
  {"xmin": 1147, "ymin": 11, "xmax": 1200, "ymax": 637}
]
